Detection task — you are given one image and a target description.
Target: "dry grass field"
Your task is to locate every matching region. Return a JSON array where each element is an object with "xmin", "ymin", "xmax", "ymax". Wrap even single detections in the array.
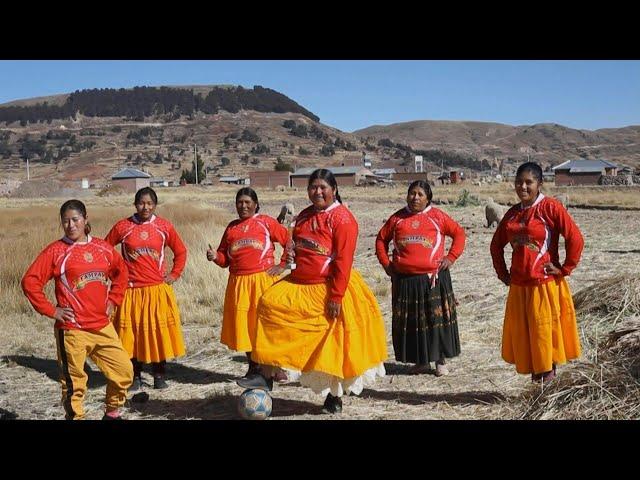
[{"xmin": 1, "ymin": 182, "xmax": 639, "ymax": 420}]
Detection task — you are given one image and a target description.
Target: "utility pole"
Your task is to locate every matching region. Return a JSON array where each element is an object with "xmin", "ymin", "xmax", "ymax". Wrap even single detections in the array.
[
  {"xmin": 194, "ymin": 144, "xmax": 198, "ymax": 185},
  {"xmin": 26, "ymin": 156, "xmax": 30, "ymax": 180}
]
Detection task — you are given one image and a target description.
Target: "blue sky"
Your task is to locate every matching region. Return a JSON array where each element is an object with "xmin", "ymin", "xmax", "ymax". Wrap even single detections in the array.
[{"xmin": 0, "ymin": 60, "xmax": 638, "ymax": 132}]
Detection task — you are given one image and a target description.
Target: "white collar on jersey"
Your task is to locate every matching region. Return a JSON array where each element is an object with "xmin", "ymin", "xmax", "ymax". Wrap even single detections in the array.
[
  {"xmin": 404, "ymin": 205, "xmax": 433, "ymax": 215},
  {"xmin": 519, "ymin": 193, "xmax": 545, "ymax": 210},
  {"xmin": 314, "ymin": 200, "xmax": 341, "ymax": 213},
  {"xmin": 62, "ymin": 234, "xmax": 92, "ymax": 245},
  {"xmin": 132, "ymin": 213, "xmax": 157, "ymax": 224}
]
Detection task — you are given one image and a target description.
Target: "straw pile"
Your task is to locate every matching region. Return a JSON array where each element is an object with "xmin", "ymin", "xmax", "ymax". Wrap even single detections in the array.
[{"xmin": 515, "ymin": 275, "xmax": 640, "ymax": 419}]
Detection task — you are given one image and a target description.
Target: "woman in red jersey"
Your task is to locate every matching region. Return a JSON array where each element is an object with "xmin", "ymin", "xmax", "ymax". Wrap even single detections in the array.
[
  {"xmin": 238, "ymin": 169, "xmax": 387, "ymax": 415},
  {"xmin": 207, "ymin": 187, "xmax": 289, "ymax": 377},
  {"xmin": 490, "ymin": 162, "xmax": 584, "ymax": 383},
  {"xmin": 22, "ymin": 200, "xmax": 132, "ymax": 420},
  {"xmin": 376, "ymin": 180, "xmax": 466, "ymax": 377},
  {"xmin": 105, "ymin": 187, "xmax": 187, "ymax": 391}
]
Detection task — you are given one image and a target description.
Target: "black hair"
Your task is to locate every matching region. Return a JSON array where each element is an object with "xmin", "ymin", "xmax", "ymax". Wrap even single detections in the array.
[
  {"xmin": 308, "ymin": 168, "xmax": 342, "ymax": 203},
  {"xmin": 407, "ymin": 180, "xmax": 433, "ymax": 205},
  {"xmin": 59, "ymin": 199, "xmax": 91, "ymax": 235},
  {"xmin": 134, "ymin": 187, "xmax": 158, "ymax": 205},
  {"xmin": 236, "ymin": 187, "xmax": 260, "ymax": 213},
  {"xmin": 516, "ymin": 162, "xmax": 543, "ymax": 183}
]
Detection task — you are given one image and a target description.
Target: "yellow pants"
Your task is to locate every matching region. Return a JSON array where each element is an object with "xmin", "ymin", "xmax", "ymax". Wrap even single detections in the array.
[
  {"xmin": 502, "ymin": 277, "xmax": 581, "ymax": 375},
  {"xmin": 55, "ymin": 323, "xmax": 133, "ymax": 420},
  {"xmin": 221, "ymin": 271, "xmax": 279, "ymax": 352}
]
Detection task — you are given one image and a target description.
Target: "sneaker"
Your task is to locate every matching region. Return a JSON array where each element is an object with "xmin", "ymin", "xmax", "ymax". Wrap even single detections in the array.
[
  {"xmin": 435, "ymin": 361, "xmax": 449, "ymax": 377},
  {"xmin": 129, "ymin": 375, "xmax": 143, "ymax": 392},
  {"xmin": 244, "ymin": 363, "xmax": 261, "ymax": 378},
  {"xmin": 236, "ymin": 373, "xmax": 273, "ymax": 391},
  {"xmin": 153, "ymin": 375, "xmax": 169, "ymax": 390},
  {"xmin": 322, "ymin": 393, "xmax": 343, "ymax": 414}
]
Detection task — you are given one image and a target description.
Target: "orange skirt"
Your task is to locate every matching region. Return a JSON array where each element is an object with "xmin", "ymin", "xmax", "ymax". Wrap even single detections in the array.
[
  {"xmin": 251, "ymin": 270, "xmax": 387, "ymax": 395},
  {"xmin": 221, "ymin": 271, "xmax": 279, "ymax": 352},
  {"xmin": 113, "ymin": 283, "xmax": 185, "ymax": 363},
  {"xmin": 502, "ymin": 276, "xmax": 581, "ymax": 374}
]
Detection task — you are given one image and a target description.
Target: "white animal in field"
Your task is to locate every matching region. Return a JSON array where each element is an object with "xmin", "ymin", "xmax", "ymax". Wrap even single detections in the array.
[{"xmin": 485, "ymin": 200, "xmax": 504, "ymax": 228}]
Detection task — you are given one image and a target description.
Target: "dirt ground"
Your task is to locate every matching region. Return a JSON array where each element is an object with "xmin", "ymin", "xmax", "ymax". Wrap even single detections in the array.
[{"xmin": 1, "ymin": 187, "xmax": 639, "ymax": 420}]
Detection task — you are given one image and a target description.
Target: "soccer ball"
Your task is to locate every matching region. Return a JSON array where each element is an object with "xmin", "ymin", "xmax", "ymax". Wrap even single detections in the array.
[{"xmin": 237, "ymin": 388, "xmax": 272, "ymax": 420}]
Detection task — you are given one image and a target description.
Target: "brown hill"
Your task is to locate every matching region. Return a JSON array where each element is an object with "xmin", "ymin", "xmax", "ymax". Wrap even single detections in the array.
[
  {"xmin": 0, "ymin": 110, "xmax": 371, "ymax": 186},
  {"xmin": 354, "ymin": 120, "xmax": 640, "ymax": 171}
]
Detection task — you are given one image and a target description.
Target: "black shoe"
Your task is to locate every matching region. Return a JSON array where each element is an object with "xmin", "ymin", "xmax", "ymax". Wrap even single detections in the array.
[
  {"xmin": 153, "ymin": 375, "xmax": 169, "ymax": 390},
  {"xmin": 244, "ymin": 363, "xmax": 261, "ymax": 378},
  {"xmin": 129, "ymin": 375, "xmax": 142, "ymax": 392},
  {"xmin": 236, "ymin": 373, "xmax": 273, "ymax": 391},
  {"xmin": 323, "ymin": 393, "xmax": 343, "ymax": 414}
]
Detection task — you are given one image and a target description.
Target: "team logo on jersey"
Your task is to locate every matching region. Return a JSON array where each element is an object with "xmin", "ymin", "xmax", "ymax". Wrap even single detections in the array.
[
  {"xmin": 510, "ymin": 234, "xmax": 540, "ymax": 252},
  {"xmin": 73, "ymin": 271, "xmax": 108, "ymax": 290},
  {"xmin": 411, "ymin": 220, "xmax": 420, "ymax": 229},
  {"xmin": 126, "ymin": 246, "xmax": 160, "ymax": 261},
  {"xmin": 83, "ymin": 252, "xmax": 94, "ymax": 263},
  {"xmin": 140, "ymin": 231, "xmax": 149, "ymax": 240},
  {"xmin": 396, "ymin": 235, "xmax": 433, "ymax": 249},
  {"xmin": 230, "ymin": 238, "xmax": 264, "ymax": 253},
  {"xmin": 295, "ymin": 237, "xmax": 330, "ymax": 256},
  {"xmin": 241, "ymin": 224, "xmax": 250, "ymax": 233}
]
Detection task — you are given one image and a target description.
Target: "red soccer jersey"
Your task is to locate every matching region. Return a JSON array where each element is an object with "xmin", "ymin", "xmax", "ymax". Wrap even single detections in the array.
[
  {"xmin": 289, "ymin": 202, "xmax": 358, "ymax": 303},
  {"xmin": 21, "ymin": 236, "xmax": 128, "ymax": 330},
  {"xmin": 105, "ymin": 214, "xmax": 187, "ymax": 288},
  {"xmin": 490, "ymin": 194, "xmax": 584, "ymax": 287},
  {"xmin": 376, "ymin": 206, "xmax": 466, "ymax": 275},
  {"xmin": 214, "ymin": 214, "xmax": 288, "ymax": 275}
]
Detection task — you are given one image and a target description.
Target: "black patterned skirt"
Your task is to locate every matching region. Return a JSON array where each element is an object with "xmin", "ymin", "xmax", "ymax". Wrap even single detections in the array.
[{"xmin": 391, "ymin": 268, "xmax": 460, "ymax": 365}]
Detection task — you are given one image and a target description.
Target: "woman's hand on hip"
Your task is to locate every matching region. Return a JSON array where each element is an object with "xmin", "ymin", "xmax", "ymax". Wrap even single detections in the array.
[
  {"xmin": 327, "ymin": 300, "xmax": 341, "ymax": 319},
  {"xmin": 543, "ymin": 262, "xmax": 562, "ymax": 277},
  {"xmin": 383, "ymin": 264, "xmax": 394, "ymax": 277},
  {"xmin": 438, "ymin": 258, "xmax": 452, "ymax": 271},
  {"xmin": 54, "ymin": 307, "xmax": 76, "ymax": 324},
  {"xmin": 106, "ymin": 300, "xmax": 115, "ymax": 318},
  {"xmin": 267, "ymin": 265, "xmax": 285, "ymax": 276}
]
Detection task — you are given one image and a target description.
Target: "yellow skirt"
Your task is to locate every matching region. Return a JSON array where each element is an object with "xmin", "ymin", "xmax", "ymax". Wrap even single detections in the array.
[
  {"xmin": 252, "ymin": 270, "xmax": 388, "ymax": 396},
  {"xmin": 113, "ymin": 283, "xmax": 186, "ymax": 363},
  {"xmin": 502, "ymin": 277, "xmax": 581, "ymax": 374},
  {"xmin": 221, "ymin": 271, "xmax": 279, "ymax": 352}
]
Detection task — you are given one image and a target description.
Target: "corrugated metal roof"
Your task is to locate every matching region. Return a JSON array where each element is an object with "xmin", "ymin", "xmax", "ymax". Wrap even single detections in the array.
[
  {"xmin": 552, "ymin": 159, "xmax": 617, "ymax": 171},
  {"xmin": 112, "ymin": 168, "xmax": 151, "ymax": 179},
  {"xmin": 568, "ymin": 167, "xmax": 605, "ymax": 173},
  {"xmin": 292, "ymin": 166, "xmax": 369, "ymax": 176}
]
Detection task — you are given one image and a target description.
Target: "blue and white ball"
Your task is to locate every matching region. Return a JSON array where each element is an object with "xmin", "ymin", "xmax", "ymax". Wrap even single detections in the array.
[{"xmin": 237, "ymin": 388, "xmax": 272, "ymax": 420}]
